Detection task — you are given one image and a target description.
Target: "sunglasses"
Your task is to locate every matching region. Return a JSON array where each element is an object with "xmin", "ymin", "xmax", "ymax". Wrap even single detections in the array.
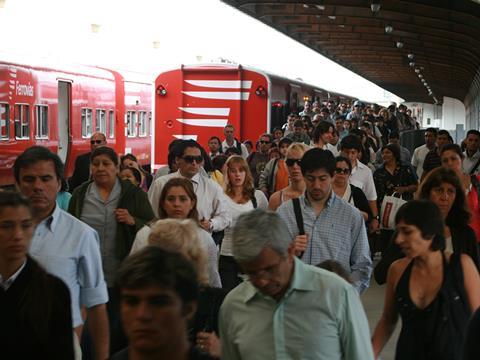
[
  {"xmin": 259, "ymin": 140, "xmax": 271, "ymax": 144},
  {"xmin": 90, "ymin": 139, "xmax": 104, "ymax": 145},
  {"xmin": 334, "ymin": 168, "xmax": 351, "ymax": 175},
  {"xmin": 285, "ymin": 158, "xmax": 302, "ymax": 167},
  {"xmin": 182, "ymin": 155, "xmax": 203, "ymax": 164}
]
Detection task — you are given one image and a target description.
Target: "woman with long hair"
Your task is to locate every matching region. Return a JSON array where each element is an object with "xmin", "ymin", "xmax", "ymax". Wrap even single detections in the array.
[
  {"xmin": 219, "ymin": 155, "xmax": 268, "ymax": 292},
  {"xmin": 0, "ymin": 191, "xmax": 74, "ymax": 359},
  {"xmin": 440, "ymin": 143, "xmax": 480, "ymax": 242},
  {"xmin": 268, "ymin": 142, "xmax": 309, "ymax": 211},
  {"xmin": 372, "ymin": 200, "xmax": 480, "ymax": 360},
  {"xmin": 130, "ymin": 177, "xmax": 221, "ymax": 288}
]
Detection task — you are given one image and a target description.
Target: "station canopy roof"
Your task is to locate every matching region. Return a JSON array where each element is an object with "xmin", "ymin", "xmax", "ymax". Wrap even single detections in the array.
[{"xmin": 221, "ymin": 0, "xmax": 480, "ymax": 104}]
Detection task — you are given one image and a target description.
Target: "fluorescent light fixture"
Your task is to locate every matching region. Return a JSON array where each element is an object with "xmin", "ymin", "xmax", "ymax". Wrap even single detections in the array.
[
  {"xmin": 407, "ymin": 53, "xmax": 414, "ymax": 59},
  {"xmin": 328, "ymin": 16, "xmax": 336, "ymax": 20},
  {"xmin": 316, "ymin": 5, "xmax": 326, "ymax": 10},
  {"xmin": 371, "ymin": 3, "xmax": 381, "ymax": 13},
  {"xmin": 397, "ymin": 41, "xmax": 404, "ymax": 48},
  {"xmin": 303, "ymin": 4, "xmax": 309, "ymax": 8},
  {"xmin": 385, "ymin": 26, "xmax": 394, "ymax": 34}
]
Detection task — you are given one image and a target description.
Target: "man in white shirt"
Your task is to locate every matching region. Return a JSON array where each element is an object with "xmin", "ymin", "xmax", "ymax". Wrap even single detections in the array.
[
  {"xmin": 148, "ymin": 140, "xmax": 230, "ymax": 232},
  {"xmin": 340, "ymin": 135, "xmax": 379, "ymax": 232},
  {"xmin": 411, "ymin": 127, "xmax": 437, "ymax": 179},
  {"xmin": 463, "ymin": 129, "xmax": 480, "ymax": 174},
  {"xmin": 222, "ymin": 124, "xmax": 249, "ymax": 159}
]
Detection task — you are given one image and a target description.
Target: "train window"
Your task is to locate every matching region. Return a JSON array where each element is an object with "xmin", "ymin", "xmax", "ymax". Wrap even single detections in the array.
[
  {"xmin": 138, "ymin": 111, "xmax": 147, "ymax": 137},
  {"xmin": 81, "ymin": 108, "xmax": 93, "ymax": 138},
  {"xmin": 108, "ymin": 110, "xmax": 115, "ymax": 138},
  {"xmin": 126, "ymin": 111, "xmax": 137, "ymax": 137},
  {"xmin": 0, "ymin": 103, "xmax": 9, "ymax": 140},
  {"xmin": 34, "ymin": 105, "xmax": 48, "ymax": 139},
  {"xmin": 14, "ymin": 104, "xmax": 30, "ymax": 140},
  {"xmin": 148, "ymin": 111, "xmax": 152, "ymax": 136},
  {"xmin": 96, "ymin": 109, "xmax": 106, "ymax": 134}
]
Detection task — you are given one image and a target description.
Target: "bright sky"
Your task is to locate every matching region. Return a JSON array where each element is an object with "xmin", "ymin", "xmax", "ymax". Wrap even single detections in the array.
[{"xmin": 0, "ymin": 0, "xmax": 403, "ymax": 104}]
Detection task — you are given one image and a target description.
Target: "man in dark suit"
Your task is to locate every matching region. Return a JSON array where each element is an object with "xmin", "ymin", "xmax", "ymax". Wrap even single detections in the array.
[{"xmin": 69, "ymin": 132, "xmax": 107, "ymax": 192}]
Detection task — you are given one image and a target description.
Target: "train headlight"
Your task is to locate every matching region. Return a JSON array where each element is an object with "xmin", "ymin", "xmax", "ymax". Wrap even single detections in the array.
[{"xmin": 156, "ymin": 85, "xmax": 167, "ymax": 96}]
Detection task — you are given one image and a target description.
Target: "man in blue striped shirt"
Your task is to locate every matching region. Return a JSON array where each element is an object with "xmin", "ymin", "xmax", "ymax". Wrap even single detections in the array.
[{"xmin": 277, "ymin": 148, "xmax": 372, "ymax": 293}]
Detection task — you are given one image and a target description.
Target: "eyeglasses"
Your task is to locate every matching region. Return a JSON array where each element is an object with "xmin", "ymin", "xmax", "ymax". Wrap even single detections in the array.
[
  {"xmin": 90, "ymin": 139, "xmax": 104, "ymax": 145},
  {"xmin": 334, "ymin": 168, "xmax": 351, "ymax": 175},
  {"xmin": 285, "ymin": 158, "xmax": 302, "ymax": 167},
  {"xmin": 244, "ymin": 258, "xmax": 283, "ymax": 280},
  {"xmin": 182, "ymin": 155, "xmax": 203, "ymax": 164},
  {"xmin": 259, "ymin": 140, "xmax": 271, "ymax": 144}
]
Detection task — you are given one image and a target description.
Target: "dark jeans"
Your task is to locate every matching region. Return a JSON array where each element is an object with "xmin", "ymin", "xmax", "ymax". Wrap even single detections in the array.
[
  {"xmin": 219, "ymin": 255, "xmax": 242, "ymax": 293},
  {"xmin": 81, "ymin": 288, "xmax": 126, "ymax": 359}
]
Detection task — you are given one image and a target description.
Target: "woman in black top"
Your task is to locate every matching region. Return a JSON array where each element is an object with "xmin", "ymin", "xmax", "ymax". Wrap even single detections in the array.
[
  {"xmin": 374, "ymin": 167, "xmax": 480, "ymax": 284},
  {"xmin": 332, "ymin": 156, "xmax": 372, "ymax": 222},
  {"xmin": 0, "ymin": 191, "xmax": 73, "ymax": 359},
  {"xmin": 372, "ymin": 200, "xmax": 480, "ymax": 360}
]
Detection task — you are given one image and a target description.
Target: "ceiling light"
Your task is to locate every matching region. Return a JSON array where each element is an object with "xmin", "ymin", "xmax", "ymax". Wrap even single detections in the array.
[
  {"xmin": 409, "ymin": 61, "xmax": 415, "ymax": 67},
  {"xmin": 338, "ymin": 24, "xmax": 345, "ymax": 28},
  {"xmin": 407, "ymin": 53, "xmax": 414, "ymax": 59},
  {"xmin": 316, "ymin": 5, "xmax": 326, "ymax": 10},
  {"xmin": 385, "ymin": 25, "xmax": 394, "ymax": 34},
  {"xmin": 303, "ymin": 4, "xmax": 309, "ymax": 8},
  {"xmin": 91, "ymin": 24, "xmax": 101, "ymax": 33},
  {"xmin": 328, "ymin": 16, "xmax": 336, "ymax": 20},
  {"xmin": 415, "ymin": 68, "xmax": 421, "ymax": 74},
  {"xmin": 371, "ymin": 2, "xmax": 381, "ymax": 14},
  {"xmin": 396, "ymin": 41, "xmax": 404, "ymax": 49}
]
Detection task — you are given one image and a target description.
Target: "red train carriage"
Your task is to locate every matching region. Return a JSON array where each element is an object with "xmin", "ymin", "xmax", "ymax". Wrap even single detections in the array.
[
  {"xmin": 152, "ymin": 64, "xmax": 355, "ymax": 167},
  {"xmin": 0, "ymin": 60, "xmax": 152, "ymax": 186}
]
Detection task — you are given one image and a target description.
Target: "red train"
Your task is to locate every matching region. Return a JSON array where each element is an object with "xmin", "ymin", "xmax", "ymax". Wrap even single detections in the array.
[
  {"xmin": 0, "ymin": 59, "xmax": 152, "ymax": 186},
  {"xmin": 0, "ymin": 60, "xmax": 356, "ymax": 185},
  {"xmin": 153, "ymin": 64, "xmax": 354, "ymax": 167}
]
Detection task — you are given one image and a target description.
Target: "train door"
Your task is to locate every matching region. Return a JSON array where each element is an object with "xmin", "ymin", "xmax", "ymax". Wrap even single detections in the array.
[{"xmin": 57, "ymin": 81, "xmax": 71, "ymax": 163}]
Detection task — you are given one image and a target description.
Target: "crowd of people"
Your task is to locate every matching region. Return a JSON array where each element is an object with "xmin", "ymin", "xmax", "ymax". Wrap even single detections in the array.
[{"xmin": 2, "ymin": 99, "xmax": 480, "ymax": 360}]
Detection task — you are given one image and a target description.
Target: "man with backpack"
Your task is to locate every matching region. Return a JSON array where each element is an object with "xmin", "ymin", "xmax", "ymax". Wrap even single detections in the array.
[
  {"xmin": 277, "ymin": 148, "xmax": 372, "ymax": 294},
  {"xmin": 222, "ymin": 124, "xmax": 249, "ymax": 159}
]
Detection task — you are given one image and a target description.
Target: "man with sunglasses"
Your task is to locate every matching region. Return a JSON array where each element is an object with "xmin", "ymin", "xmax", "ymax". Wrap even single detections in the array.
[
  {"xmin": 148, "ymin": 140, "xmax": 230, "ymax": 233},
  {"xmin": 219, "ymin": 209, "xmax": 373, "ymax": 360},
  {"xmin": 247, "ymin": 133, "xmax": 274, "ymax": 187},
  {"xmin": 69, "ymin": 132, "xmax": 107, "ymax": 192},
  {"xmin": 277, "ymin": 148, "xmax": 372, "ymax": 294}
]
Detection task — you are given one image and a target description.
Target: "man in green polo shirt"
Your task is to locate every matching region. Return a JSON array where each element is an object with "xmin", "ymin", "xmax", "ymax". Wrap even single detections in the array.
[{"xmin": 219, "ymin": 209, "xmax": 374, "ymax": 360}]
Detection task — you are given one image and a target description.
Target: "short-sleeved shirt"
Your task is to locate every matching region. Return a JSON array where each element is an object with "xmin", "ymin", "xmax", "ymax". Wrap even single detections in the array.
[
  {"xmin": 30, "ymin": 205, "xmax": 108, "ymax": 327},
  {"xmin": 411, "ymin": 144, "xmax": 431, "ymax": 179},
  {"xmin": 80, "ymin": 179, "xmax": 121, "ymax": 287},
  {"xmin": 219, "ymin": 258, "xmax": 374, "ymax": 360}
]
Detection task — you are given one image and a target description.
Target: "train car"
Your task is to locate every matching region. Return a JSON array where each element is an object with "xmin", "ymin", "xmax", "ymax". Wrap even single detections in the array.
[
  {"xmin": 0, "ymin": 60, "xmax": 152, "ymax": 186},
  {"xmin": 152, "ymin": 64, "xmax": 355, "ymax": 167}
]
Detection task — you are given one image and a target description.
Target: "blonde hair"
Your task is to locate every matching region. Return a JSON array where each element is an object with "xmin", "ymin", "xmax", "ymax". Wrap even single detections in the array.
[
  {"xmin": 148, "ymin": 218, "xmax": 208, "ymax": 284},
  {"xmin": 286, "ymin": 142, "xmax": 309, "ymax": 157}
]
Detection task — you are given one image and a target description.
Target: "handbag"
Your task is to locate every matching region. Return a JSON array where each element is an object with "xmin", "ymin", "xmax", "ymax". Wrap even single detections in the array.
[{"xmin": 380, "ymin": 192, "xmax": 407, "ymax": 230}]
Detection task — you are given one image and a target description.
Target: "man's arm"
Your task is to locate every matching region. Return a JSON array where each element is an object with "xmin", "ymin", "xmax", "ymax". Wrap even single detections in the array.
[
  {"xmin": 349, "ymin": 212, "xmax": 372, "ymax": 294},
  {"xmin": 209, "ymin": 183, "xmax": 231, "ymax": 232},
  {"xmin": 87, "ymin": 304, "xmax": 109, "ymax": 360},
  {"xmin": 339, "ymin": 286, "xmax": 375, "ymax": 360},
  {"xmin": 219, "ymin": 303, "xmax": 242, "ymax": 360}
]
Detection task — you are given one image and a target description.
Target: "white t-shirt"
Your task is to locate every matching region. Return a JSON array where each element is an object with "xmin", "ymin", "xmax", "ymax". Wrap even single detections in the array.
[
  {"xmin": 411, "ymin": 144, "xmax": 431, "ymax": 179},
  {"xmin": 220, "ymin": 190, "xmax": 268, "ymax": 257}
]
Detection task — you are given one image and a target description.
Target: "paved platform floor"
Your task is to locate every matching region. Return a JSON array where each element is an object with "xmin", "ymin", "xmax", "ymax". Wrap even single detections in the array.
[{"xmin": 361, "ymin": 280, "xmax": 401, "ymax": 360}]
